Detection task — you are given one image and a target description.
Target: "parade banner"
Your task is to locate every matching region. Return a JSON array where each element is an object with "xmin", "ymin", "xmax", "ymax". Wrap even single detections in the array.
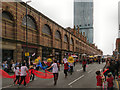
[{"xmin": 0, "ymin": 69, "xmax": 54, "ymax": 84}]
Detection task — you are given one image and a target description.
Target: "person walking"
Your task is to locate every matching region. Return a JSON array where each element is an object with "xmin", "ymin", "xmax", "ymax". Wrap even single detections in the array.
[
  {"xmin": 19, "ymin": 63, "xmax": 29, "ymax": 87},
  {"xmin": 13, "ymin": 65, "xmax": 20, "ymax": 85},
  {"xmin": 106, "ymin": 73, "xmax": 114, "ymax": 90},
  {"xmin": 96, "ymin": 71, "xmax": 105, "ymax": 89},
  {"xmin": 115, "ymin": 59, "xmax": 120, "ymax": 79},
  {"xmin": 64, "ymin": 61, "xmax": 69, "ymax": 78},
  {"xmin": 47, "ymin": 60, "xmax": 59, "ymax": 86},
  {"xmin": 82, "ymin": 59, "xmax": 87, "ymax": 72}
]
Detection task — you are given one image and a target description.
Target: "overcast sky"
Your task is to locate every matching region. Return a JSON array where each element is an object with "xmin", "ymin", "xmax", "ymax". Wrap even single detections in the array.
[{"xmin": 22, "ymin": 0, "xmax": 119, "ymax": 55}]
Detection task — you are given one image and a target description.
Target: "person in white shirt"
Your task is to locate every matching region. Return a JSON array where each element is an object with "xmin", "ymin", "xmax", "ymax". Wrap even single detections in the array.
[
  {"xmin": 13, "ymin": 65, "xmax": 20, "ymax": 85},
  {"xmin": 47, "ymin": 60, "xmax": 59, "ymax": 86},
  {"xmin": 19, "ymin": 63, "xmax": 29, "ymax": 86}
]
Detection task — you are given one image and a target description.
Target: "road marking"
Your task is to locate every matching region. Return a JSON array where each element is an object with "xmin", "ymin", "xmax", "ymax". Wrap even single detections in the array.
[
  {"xmin": 68, "ymin": 75, "xmax": 84, "ymax": 86},
  {"xmin": 88, "ymin": 70, "xmax": 92, "ymax": 73},
  {"xmin": 77, "ymin": 68, "xmax": 83, "ymax": 71},
  {"xmin": 2, "ymin": 85, "xmax": 12, "ymax": 88},
  {"xmin": 116, "ymin": 80, "xmax": 119, "ymax": 89}
]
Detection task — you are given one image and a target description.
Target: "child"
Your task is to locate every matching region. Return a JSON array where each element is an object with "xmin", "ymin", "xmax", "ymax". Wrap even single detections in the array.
[
  {"xmin": 13, "ymin": 65, "xmax": 20, "ymax": 85},
  {"xmin": 106, "ymin": 73, "xmax": 113, "ymax": 90},
  {"xmin": 96, "ymin": 71, "xmax": 105, "ymax": 89}
]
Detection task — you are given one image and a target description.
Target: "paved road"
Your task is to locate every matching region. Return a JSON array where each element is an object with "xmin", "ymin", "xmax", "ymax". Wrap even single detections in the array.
[{"xmin": 2, "ymin": 62, "xmax": 119, "ymax": 89}]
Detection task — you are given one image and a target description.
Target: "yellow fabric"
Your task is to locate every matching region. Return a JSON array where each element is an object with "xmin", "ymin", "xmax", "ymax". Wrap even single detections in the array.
[
  {"xmin": 34, "ymin": 59, "xmax": 39, "ymax": 64},
  {"xmin": 47, "ymin": 58, "xmax": 52, "ymax": 62},
  {"xmin": 68, "ymin": 56, "xmax": 74, "ymax": 63}
]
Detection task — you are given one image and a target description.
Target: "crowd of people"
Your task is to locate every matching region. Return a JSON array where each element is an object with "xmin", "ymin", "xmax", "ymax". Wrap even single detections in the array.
[
  {"xmin": 1, "ymin": 54, "xmax": 120, "ymax": 89},
  {"xmin": 96, "ymin": 58, "xmax": 120, "ymax": 90}
]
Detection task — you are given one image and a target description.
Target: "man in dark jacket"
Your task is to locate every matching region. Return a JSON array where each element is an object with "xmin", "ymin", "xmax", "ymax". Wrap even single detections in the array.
[{"xmin": 115, "ymin": 59, "xmax": 120, "ymax": 79}]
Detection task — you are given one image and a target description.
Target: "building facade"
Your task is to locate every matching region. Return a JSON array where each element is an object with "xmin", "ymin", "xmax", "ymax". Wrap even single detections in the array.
[
  {"xmin": 1, "ymin": 2, "xmax": 102, "ymax": 63},
  {"xmin": 74, "ymin": 0, "xmax": 93, "ymax": 43}
]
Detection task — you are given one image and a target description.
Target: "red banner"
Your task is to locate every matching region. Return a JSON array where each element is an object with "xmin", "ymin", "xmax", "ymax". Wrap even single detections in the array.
[{"xmin": 0, "ymin": 69, "xmax": 54, "ymax": 84}]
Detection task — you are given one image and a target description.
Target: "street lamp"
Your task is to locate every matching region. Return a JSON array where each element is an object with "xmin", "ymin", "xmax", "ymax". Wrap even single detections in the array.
[{"xmin": 25, "ymin": 0, "xmax": 31, "ymax": 66}]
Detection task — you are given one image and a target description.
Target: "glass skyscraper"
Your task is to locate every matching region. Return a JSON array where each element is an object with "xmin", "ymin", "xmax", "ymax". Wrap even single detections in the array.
[{"xmin": 74, "ymin": 0, "xmax": 93, "ymax": 43}]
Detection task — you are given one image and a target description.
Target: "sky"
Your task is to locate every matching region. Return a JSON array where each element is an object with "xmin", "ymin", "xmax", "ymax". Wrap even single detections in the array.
[{"xmin": 22, "ymin": 0, "xmax": 119, "ymax": 55}]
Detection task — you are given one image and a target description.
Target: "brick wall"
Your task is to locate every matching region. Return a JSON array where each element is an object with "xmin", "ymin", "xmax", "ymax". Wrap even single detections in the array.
[{"xmin": 1, "ymin": 2, "xmax": 103, "ymax": 61}]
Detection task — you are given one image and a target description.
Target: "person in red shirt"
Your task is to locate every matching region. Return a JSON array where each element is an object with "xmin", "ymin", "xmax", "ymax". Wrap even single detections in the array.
[
  {"xmin": 96, "ymin": 71, "xmax": 105, "ymax": 89},
  {"xmin": 64, "ymin": 62, "xmax": 69, "ymax": 78},
  {"xmin": 107, "ymin": 73, "xmax": 113, "ymax": 90},
  {"xmin": 82, "ymin": 59, "xmax": 87, "ymax": 72}
]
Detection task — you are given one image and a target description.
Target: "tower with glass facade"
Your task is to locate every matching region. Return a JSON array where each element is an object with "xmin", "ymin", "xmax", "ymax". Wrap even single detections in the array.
[{"xmin": 74, "ymin": 0, "xmax": 93, "ymax": 43}]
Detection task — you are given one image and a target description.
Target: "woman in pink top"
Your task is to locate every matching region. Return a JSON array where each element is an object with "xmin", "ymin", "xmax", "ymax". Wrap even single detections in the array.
[
  {"xmin": 47, "ymin": 60, "xmax": 59, "ymax": 86},
  {"xmin": 19, "ymin": 63, "xmax": 29, "ymax": 86},
  {"xmin": 13, "ymin": 65, "xmax": 20, "ymax": 85}
]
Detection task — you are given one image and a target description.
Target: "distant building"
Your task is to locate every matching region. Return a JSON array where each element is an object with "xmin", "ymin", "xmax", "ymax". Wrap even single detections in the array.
[
  {"xmin": 74, "ymin": 0, "xmax": 93, "ymax": 43},
  {"xmin": 115, "ymin": 2, "xmax": 120, "ymax": 59}
]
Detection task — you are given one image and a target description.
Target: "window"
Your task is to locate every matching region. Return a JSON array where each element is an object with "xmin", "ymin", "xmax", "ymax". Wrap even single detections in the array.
[
  {"xmin": 22, "ymin": 15, "xmax": 37, "ymax": 30},
  {"xmin": 70, "ymin": 38, "xmax": 74, "ymax": 45},
  {"xmin": 2, "ymin": 11, "xmax": 13, "ymax": 21},
  {"xmin": 42, "ymin": 24, "xmax": 51, "ymax": 35},
  {"xmin": 64, "ymin": 35, "xmax": 68, "ymax": 43},
  {"xmin": 55, "ymin": 30, "xmax": 61, "ymax": 39}
]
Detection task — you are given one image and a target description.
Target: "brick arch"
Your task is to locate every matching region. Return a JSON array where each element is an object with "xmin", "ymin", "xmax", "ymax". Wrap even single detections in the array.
[
  {"xmin": 64, "ymin": 34, "xmax": 68, "ymax": 43},
  {"xmin": 55, "ymin": 30, "xmax": 62, "ymax": 40},
  {"xmin": 21, "ymin": 14, "xmax": 38, "ymax": 30},
  {"xmin": 54, "ymin": 30, "xmax": 62, "ymax": 49},
  {"xmin": 41, "ymin": 24, "xmax": 53, "ymax": 47},
  {"xmin": 2, "ymin": 10, "xmax": 15, "ymax": 39},
  {"xmin": 41, "ymin": 24, "xmax": 52, "ymax": 36},
  {"xmin": 2, "ymin": 9, "xmax": 15, "ymax": 22},
  {"xmin": 64, "ymin": 34, "xmax": 69, "ymax": 50}
]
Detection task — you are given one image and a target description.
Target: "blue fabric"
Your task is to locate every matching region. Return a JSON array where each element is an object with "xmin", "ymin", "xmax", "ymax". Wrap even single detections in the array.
[{"xmin": 37, "ymin": 62, "xmax": 48, "ymax": 70}]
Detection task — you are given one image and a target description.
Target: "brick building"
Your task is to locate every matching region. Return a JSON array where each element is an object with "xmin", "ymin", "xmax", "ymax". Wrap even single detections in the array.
[{"xmin": 1, "ymin": 2, "xmax": 103, "ymax": 63}]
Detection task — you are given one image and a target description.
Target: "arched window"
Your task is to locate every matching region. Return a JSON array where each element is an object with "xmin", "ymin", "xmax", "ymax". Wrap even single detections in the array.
[
  {"xmin": 42, "ymin": 24, "xmax": 51, "ymax": 35},
  {"xmin": 55, "ymin": 30, "xmax": 61, "ymax": 39},
  {"xmin": 64, "ymin": 35, "xmax": 68, "ymax": 43},
  {"xmin": 2, "ymin": 11, "xmax": 13, "ymax": 21},
  {"xmin": 22, "ymin": 15, "xmax": 37, "ymax": 30},
  {"xmin": 70, "ymin": 38, "xmax": 74, "ymax": 45}
]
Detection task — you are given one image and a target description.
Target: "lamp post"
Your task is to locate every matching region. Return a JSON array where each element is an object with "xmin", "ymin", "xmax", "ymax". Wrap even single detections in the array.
[{"xmin": 25, "ymin": 0, "xmax": 31, "ymax": 66}]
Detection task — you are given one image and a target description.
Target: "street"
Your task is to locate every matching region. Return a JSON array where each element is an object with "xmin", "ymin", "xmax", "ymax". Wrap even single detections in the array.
[{"xmin": 2, "ymin": 62, "xmax": 118, "ymax": 88}]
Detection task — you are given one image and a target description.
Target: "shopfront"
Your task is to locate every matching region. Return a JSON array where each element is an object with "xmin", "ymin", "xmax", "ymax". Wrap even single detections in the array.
[
  {"xmin": 55, "ymin": 49, "xmax": 62, "ymax": 64},
  {"xmin": 42, "ymin": 47, "xmax": 52, "ymax": 61},
  {"xmin": 2, "ymin": 49, "xmax": 13, "ymax": 62},
  {"xmin": 22, "ymin": 45, "xmax": 38, "ymax": 62}
]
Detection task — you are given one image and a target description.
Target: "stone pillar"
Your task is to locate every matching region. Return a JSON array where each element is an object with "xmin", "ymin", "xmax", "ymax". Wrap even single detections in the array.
[
  {"xmin": 52, "ymin": 49, "xmax": 55, "ymax": 60},
  {"xmin": 61, "ymin": 51, "xmax": 65, "ymax": 63},
  {"xmin": 38, "ymin": 47, "xmax": 42, "ymax": 59},
  {"xmin": 14, "ymin": 44, "xmax": 22, "ymax": 63}
]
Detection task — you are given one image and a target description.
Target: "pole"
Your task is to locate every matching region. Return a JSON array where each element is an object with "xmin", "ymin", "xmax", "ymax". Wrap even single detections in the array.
[
  {"xmin": 26, "ymin": 2, "xmax": 29, "ymax": 67},
  {"xmin": 26, "ymin": 3, "xmax": 28, "ymax": 53}
]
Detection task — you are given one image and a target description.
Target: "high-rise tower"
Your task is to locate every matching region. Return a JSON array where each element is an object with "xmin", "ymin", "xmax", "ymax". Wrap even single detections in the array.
[{"xmin": 74, "ymin": 0, "xmax": 93, "ymax": 43}]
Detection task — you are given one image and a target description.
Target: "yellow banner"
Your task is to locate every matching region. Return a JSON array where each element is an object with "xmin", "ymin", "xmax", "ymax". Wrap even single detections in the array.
[{"xmin": 25, "ymin": 52, "xmax": 29, "ymax": 56}]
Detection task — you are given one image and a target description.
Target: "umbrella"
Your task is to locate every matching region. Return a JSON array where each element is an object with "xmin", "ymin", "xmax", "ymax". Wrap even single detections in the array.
[
  {"xmin": 47, "ymin": 54, "xmax": 55, "ymax": 58},
  {"xmin": 89, "ymin": 56, "xmax": 94, "ymax": 58},
  {"xmin": 71, "ymin": 54, "xmax": 78, "ymax": 58}
]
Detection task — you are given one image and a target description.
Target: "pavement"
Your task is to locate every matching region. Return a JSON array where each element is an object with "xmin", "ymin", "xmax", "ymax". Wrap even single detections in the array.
[{"xmin": 1, "ymin": 62, "xmax": 119, "ymax": 89}]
